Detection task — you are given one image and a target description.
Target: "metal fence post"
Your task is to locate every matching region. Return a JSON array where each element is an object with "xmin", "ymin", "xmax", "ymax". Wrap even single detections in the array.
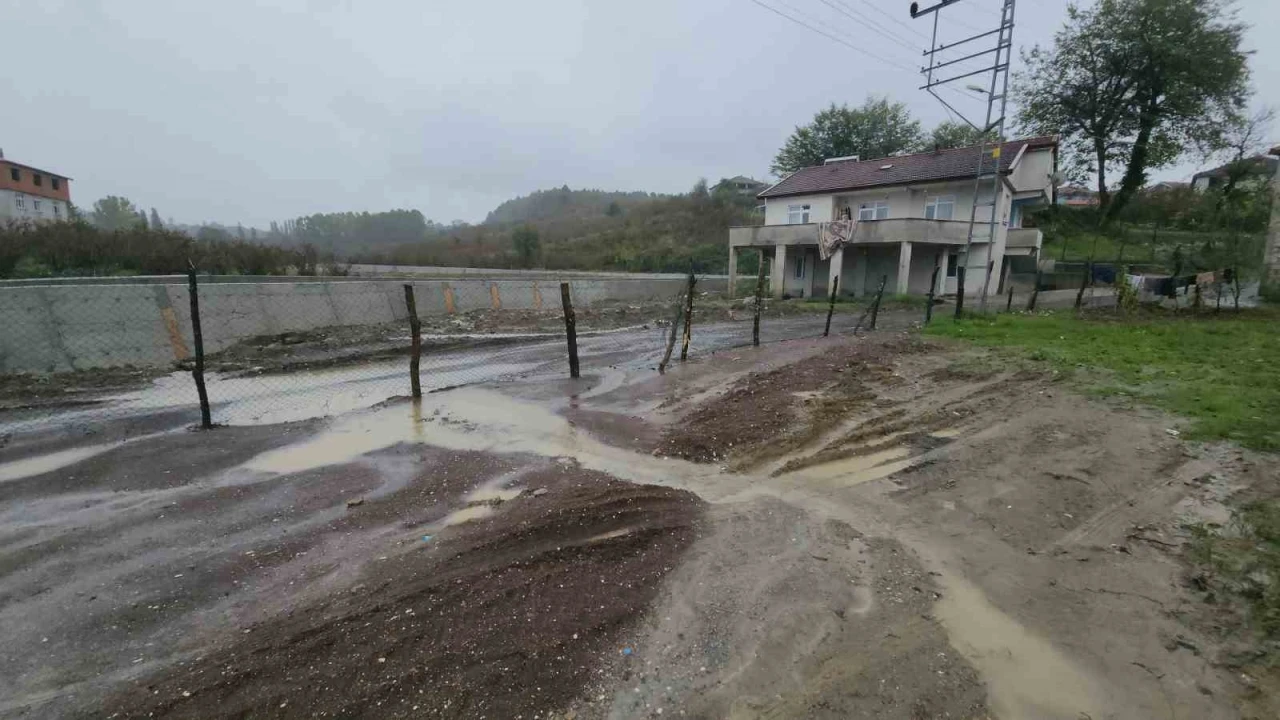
[
  {"xmin": 403, "ymin": 284, "xmax": 422, "ymax": 398},
  {"xmin": 560, "ymin": 282, "xmax": 579, "ymax": 379},
  {"xmin": 186, "ymin": 263, "xmax": 212, "ymax": 429},
  {"xmin": 680, "ymin": 271, "xmax": 697, "ymax": 361},
  {"xmin": 824, "ymin": 275, "xmax": 840, "ymax": 337},
  {"xmin": 752, "ymin": 250, "xmax": 766, "ymax": 347}
]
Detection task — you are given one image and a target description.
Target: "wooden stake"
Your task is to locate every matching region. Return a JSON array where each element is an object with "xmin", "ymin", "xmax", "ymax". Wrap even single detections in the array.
[
  {"xmin": 925, "ymin": 266, "xmax": 940, "ymax": 325},
  {"xmin": 560, "ymin": 282, "xmax": 579, "ymax": 378},
  {"xmin": 403, "ymin": 284, "xmax": 422, "ymax": 398},
  {"xmin": 186, "ymin": 263, "xmax": 212, "ymax": 429},
  {"xmin": 752, "ymin": 250, "xmax": 766, "ymax": 347},
  {"xmin": 824, "ymin": 275, "xmax": 840, "ymax": 337},
  {"xmin": 680, "ymin": 271, "xmax": 697, "ymax": 361},
  {"xmin": 659, "ymin": 296, "xmax": 682, "ymax": 374}
]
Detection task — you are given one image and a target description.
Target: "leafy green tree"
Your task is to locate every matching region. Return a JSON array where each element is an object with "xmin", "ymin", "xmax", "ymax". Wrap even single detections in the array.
[
  {"xmin": 511, "ymin": 224, "xmax": 541, "ymax": 268},
  {"xmin": 136, "ymin": 210, "xmax": 148, "ymax": 229},
  {"xmin": 149, "ymin": 208, "xmax": 163, "ymax": 230},
  {"xmin": 90, "ymin": 196, "xmax": 142, "ymax": 231},
  {"xmin": 926, "ymin": 121, "xmax": 994, "ymax": 150},
  {"xmin": 1016, "ymin": 0, "xmax": 1251, "ymax": 224},
  {"xmin": 771, "ymin": 96, "xmax": 923, "ymax": 174}
]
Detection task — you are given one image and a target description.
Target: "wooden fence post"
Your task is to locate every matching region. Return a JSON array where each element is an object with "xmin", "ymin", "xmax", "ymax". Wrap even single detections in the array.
[
  {"xmin": 869, "ymin": 275, "xmax": 887, "ymax": 330},
  {"xmin": 752, "ymin": 250, "xmax": 766, "ymax": 347},
  {"xmin": 659, "ymin": 296, "xmax": 683, "ymax": 374},
  {"xmin": 1005, "ymin": 283, "xmax": 1015, "ymax": 313},
  {"xmin": 403, "ymin": 284, "xmax": 422, "ymax": 398},
  {"xmin": 680, "ymin": 271, "xmax": 697, "ymax": 361},
  {"xmin": 1027, "ymin": 270, "xmax": 1042, "ymax": 311},
  {"xmin": 925, "ymin": 266, "xmax": 939, "ymax": 325},
  {"xmin": 186, "ymin": 263, "xmax": 212, "ymax": 429},
  {"xmin": 560, "ymin": 282, "xmax": 580, "ymax": 379},
  {"xmin": 953, "ymin": 265, "xmax": 966, "ymax": 318},
  {"xmin": 824, "ymin": 275, "xmax": 840, "ymax": 337}
]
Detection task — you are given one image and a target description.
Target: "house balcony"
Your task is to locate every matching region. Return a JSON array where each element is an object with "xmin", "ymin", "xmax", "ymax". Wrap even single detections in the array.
[
  {"xmin": 1005, "ymin": 227, "xmax": 1043, "ymax": 255},
  {"xmin": 728, "ymin": 219, "xmax": 997, "ymax": 249}
]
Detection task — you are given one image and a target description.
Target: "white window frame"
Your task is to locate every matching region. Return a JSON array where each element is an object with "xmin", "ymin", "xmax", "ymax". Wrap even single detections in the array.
[
  {"xmin": 925, "ymin": 194, "xmax": 956, "ymax": 221},
  {"xmin": 858, "ymin": 200, "xmax": 889, "ymax": 221},
  {"xmin": 33, "ymin": 199, "xmax": 42, "ymax": 212},
  {"xmin": 787, "ymin": 204, "xmax": 811, "ymax": 224},
  {"xmin": 14, "ymin": 193, "xmax": 25, "ymax": 210}
]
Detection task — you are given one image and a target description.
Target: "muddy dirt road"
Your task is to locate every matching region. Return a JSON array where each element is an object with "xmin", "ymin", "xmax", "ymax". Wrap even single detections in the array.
[{"xmin": 1, "ymin": 323, "xmax": 1272, "ymax": 718}]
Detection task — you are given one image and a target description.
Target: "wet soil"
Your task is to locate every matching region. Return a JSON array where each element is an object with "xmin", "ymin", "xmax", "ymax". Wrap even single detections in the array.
[{"xmin": 96, "ymin": 467, "xmax": 701, "ymax": 719}]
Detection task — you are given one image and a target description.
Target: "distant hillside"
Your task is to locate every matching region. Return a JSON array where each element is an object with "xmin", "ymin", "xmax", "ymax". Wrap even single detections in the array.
[
  {"xmin": 335, "ymin": 183, "xmax": 760, "ymax": 274},
  {"xmin": 484, "ymin": 186, "xmax": 660, "ymax": 225}
]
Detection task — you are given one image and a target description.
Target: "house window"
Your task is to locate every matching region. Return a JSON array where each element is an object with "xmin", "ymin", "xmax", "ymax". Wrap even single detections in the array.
[
  {"xmin": 14, "ymin": 194, "xmax": 25, "ymax": 210},
  {"xmin": 925, "ymin": 195, "xmax": 955, "ymax": 221},
  {"xmin": 32, "ymin": 174, "xmax": 43, "ymax": 187},
  {"xmin": 858, "ymin": 200, "xmax": 889, "ymax": 221},
  {"xmin": 33, "ymin": 199, "xmax": 42, "ymax": 212},
  {"xmin": 794, "ymin": 254, "xmax": 806, "ymax": 279},
  {"xmin": 52, "ymin": 177, "xmax": 61, "ymax": 191},
  {"xmin": 53, "ymin": 203, "xmax": 61, "ymax": 218},
  {"xmin": 947, "ymin": 252, "xmax": 959, "ymax": 278},
  {"xmin": 787, "ymin": 204, "xmax": 811, "ymax": 224},
  {"xmin": 8, "ymin": 168, "xmax": 18, "ymax": 182}
]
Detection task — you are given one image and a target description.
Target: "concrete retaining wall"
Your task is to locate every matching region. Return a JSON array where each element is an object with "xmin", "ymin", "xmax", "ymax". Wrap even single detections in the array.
[{"xmin": 0, "ymin": 276, "xmax": 704, "ymax": 373}]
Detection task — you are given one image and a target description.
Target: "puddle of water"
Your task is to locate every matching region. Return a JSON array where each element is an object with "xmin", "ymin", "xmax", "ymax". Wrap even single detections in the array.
[
  {"xmin": 586, "ymin": 527, "xmax": 636, "ymax": 542},
  {"xmin": 0, "ymin": 432, "xmax": 171, "ymax": 483},
  {"xmin": 930, "ymin": 427, "xmax": 962, "ymax": 439},
  {"xmin": 933, "ymin": 572, "xmax": 1106, "ymax": 719},
  {"xmin": 465, "ymin": 469, "xmax": 528, "ymax": 503},
  {"xmin": 783, "ymin": 446, "xmax": 914, "ymax": 487}
]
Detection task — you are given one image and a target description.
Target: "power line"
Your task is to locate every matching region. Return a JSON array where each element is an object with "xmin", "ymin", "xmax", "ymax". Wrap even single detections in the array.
[
  {"xmin": 815, "ymin": 0, "xmax": 923, "ymax": 52},
  {"xmin": 837, "ymin": 0, "xmax": 931, "ymax": 42},
  {"xmin": 746, "ymin": 0, "xmax": 922, "ymax": 76}
]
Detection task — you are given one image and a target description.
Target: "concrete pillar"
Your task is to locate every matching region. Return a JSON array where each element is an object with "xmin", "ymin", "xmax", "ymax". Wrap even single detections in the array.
[
  {"xmin": 935, "ymin": 249, "xmax": 948, "ymax": 295},
  {"xmin": 727, "ymin": 246, "xmax": 738, "ymax": 299},
  {"xmin": 896, "ymin": 241, "xmax": 912, "ymax": 295},
  {"xmin": 771, "ymin": 244, "xmax": 787, "ymax": 299},
  {"xmin": 828, "ymin": 246, "xmax": 844, "ymax": 297}
]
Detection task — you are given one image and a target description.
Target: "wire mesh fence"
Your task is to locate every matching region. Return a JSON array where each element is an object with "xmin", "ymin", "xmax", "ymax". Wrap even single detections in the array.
[{"xmin": 0, "ymin": 271, "xmax": 920, "ymax": 439}]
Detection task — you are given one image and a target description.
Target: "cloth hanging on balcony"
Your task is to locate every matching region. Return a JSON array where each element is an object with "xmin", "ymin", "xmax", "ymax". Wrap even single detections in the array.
[{"xmin": 818, "ymin": 219, "xmax": 855, "ymax": 260}]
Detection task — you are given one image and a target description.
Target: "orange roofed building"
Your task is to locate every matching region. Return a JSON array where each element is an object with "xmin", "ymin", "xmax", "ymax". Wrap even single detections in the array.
[{"xmin": 0, "ymin": 150, "xmax": 72, "ymax": 223}]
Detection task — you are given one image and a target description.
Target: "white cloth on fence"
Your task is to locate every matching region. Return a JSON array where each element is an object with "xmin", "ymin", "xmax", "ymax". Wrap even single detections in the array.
[{"xmin": 818, "ymin": 219, "xmax": 855, "ymax": 260}]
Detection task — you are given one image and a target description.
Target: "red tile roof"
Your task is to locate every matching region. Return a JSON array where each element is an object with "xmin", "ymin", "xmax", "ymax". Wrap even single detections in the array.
[{"xmin": 759, "ymin": 136, "xmax": 1057, "ymax": 199}]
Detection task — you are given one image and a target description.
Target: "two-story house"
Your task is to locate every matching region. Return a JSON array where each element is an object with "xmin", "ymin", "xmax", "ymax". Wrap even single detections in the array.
[
  {"xmin": 0, "ymin": 151, "xmax": 73, "ymax": 223},
  {"xmin": 727, "ymin": 136, "xmax": 1057, "ymax": 299}
]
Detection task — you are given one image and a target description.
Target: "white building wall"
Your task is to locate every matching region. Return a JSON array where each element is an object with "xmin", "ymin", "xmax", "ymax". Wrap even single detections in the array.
[
  {"xmin": 0, "ymin": 189, "xmax": 71, "ymax": 223},
  {"xmin": 764, "ymin": 193, "xmax": 834, "ymax": 226},
  {"xmin": 1008, "ymin": 148, "xmax": 1054, "ymax": 193}
]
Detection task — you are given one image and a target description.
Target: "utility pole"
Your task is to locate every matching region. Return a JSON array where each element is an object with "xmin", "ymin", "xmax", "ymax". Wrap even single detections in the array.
[{"xmin": 911, "ymin": 0, "xmax": 1016, "ymax": 315}]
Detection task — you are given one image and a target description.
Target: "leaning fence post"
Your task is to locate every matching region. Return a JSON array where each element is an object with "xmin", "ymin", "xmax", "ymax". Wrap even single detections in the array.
[
  {"xmin": 752, "ymin": 250, "xmax": 766, "ymax": 347},
  {"xmin": 869, "ymin": 275, "xmax": 887, "ymax": 330},
  {"xmin": 186, "ymin": 262, "xmax": 212, "ymax": 429},
  {"xmin": 1027, "ymin": 270, "xmax": 1042, "ymax": 311},
  {"xmin": 953, "ymin": 265, "xmax": 966, "ymax": 318},
  {"xmin": 403, "ymin": 284, "xmax": 422, "ymax": 398},
  {"xmin": 680, "ymin": 271, "xmax": 697, "ymax": 361},
  {"xmin": 560, "ymin": 282, "xmax": 580, "ymax": 379},
  {"xmin": 1075, "ymin": 262, "xmax": 1092, "ymax": 311},
  {"xmin": 659, "ymin": 295, "xmax": 683, "ymax": 374},
  {"xmin": 925, "ymin": 267, "xmax": 939, "ymax": 325},
  {"xmin": 1005, "ymin": 283, "xmax": 1014, "ymax": 313},
  {"xmin": 824, "ymin": 275, "xmax": 840, "ymax": 337}
]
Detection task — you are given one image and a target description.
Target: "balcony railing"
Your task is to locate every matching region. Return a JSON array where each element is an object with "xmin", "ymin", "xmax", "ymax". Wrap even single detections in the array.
[{"xmin": 729, "ymin": 219, "xmax": 995, "ymax": 247}]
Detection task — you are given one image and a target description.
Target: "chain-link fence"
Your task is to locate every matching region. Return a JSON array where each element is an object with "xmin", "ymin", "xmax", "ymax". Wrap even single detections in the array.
[{"xmin": 0, "ymin": 271, "xmax": 920, "ymax": 439}]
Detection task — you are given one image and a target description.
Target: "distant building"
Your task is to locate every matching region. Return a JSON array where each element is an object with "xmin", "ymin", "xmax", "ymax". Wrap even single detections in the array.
[
  {"xmin": 1146, "ymin": 180, "xmax": 1189, "ymax": 194},
  {"xmin": 718, "ymin": 175, "xmax": 768, "ymax": 196},
  {"xmin": 1055, "ymin": 184, "xmax": 1098, "ymax": 207},
  {"xmin": 1191, "ymin": 154, "xmax": 1279, "ymax": 192},
  {"xmin": 0, "ymin": 150, "xmax": 72, "ymax": 222}
]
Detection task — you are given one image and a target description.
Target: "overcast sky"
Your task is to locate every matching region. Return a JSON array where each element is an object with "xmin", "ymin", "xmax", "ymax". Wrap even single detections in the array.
[{"xmin": 3, "ymin": 0, "xmax": 1276, "ymax": 228}]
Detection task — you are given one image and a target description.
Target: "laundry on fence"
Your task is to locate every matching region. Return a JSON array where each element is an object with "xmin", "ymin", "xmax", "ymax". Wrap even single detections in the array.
[
  {"xmin": 817, "ymin": 219, "xmax": 855, "ymax": 261},
  {"xmin": 1091, "ymin": 265, "xmax": 1117, "ymax": 285}
]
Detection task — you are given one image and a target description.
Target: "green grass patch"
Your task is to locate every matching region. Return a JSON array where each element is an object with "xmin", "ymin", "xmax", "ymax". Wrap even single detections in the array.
[
  {"xmin": 1188, "ymin": 500, "xmax": 1280, "ymax": 662},
  {"xmin": 924, "ymin": 309, "xmax": 1280, "ymax": 450}
]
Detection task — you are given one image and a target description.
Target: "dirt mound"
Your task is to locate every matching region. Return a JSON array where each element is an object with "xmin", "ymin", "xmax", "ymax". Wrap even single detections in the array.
[
  {"xmin": 652, "ymin": 334, "xmax": 923, "ymax": 466},
  {"xmin": 95, "ymin": 474, "xmax": 703, "ymax": 719}
]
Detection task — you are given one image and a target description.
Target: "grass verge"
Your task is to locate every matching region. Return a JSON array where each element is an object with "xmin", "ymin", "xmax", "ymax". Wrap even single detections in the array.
[{"xmin": 923, "ymin": 308, "xmax": 1280, "ymax": 450}]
